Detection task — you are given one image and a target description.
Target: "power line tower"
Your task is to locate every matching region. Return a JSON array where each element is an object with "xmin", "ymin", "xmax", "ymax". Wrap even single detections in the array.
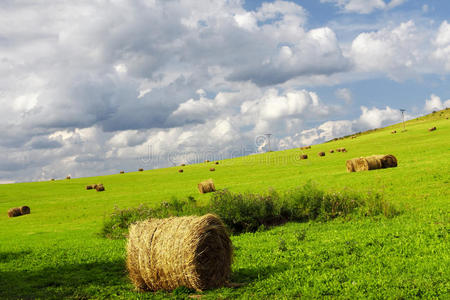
[
  {"xmin": 264, "ymin": 133, "xmax": 272, "ymax": 152},
  {"xmin": 400, "ymin": 109, "xmax": 406, "ymax": 131}
]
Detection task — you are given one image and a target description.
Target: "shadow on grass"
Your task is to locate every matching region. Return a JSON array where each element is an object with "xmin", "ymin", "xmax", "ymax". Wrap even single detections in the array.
[
  {"xmin": 231, "ymin": 263, "xmax": 290, "ymax": 285},
  {"xmin": 0, "ymin": 250, "xmax": 32, "ymax": 263},
  {"xmin": 0, "ymin": 260, "xmax": 129, "ymax": 299}
]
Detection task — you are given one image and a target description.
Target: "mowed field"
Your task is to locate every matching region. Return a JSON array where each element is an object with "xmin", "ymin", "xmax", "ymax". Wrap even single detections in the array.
[{"xmin": 0, "ymin": 110, "xmax": 449, "ymax": 299}]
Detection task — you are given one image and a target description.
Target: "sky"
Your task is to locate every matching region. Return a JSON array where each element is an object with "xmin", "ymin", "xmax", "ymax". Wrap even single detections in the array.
[{"xmin": 1, "ymin": 0, "xmax": 450, "ymax": 183}]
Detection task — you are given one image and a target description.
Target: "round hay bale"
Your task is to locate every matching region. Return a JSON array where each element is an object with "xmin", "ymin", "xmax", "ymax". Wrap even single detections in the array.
[
  {"xmin": 181, "ymin": 164, "xmax": 186, "ymax": 167},
  {"xmin": 346, "ymin": 158, "xmax": 360, "ymax": 172},
  {"xmin": 198, "ymin": 179, "xmax": 216, "ymax": 194},
  {"xmin": 86, "ymin": 185, "xmax": 93, "ymax": 190},
  {"xmin": 139, "ymin": 168, "xmax": 144, "ymax": 172},
  {"xmin": 215, "ymin": 162, "xmax": 219, "ymax": 165},
  {"xmin": 66, "ymin": 176, "xmax": 71, "ymax": 180},
  {"xmin": 120, "ymin": 171, "xmax": 125, "ymax": 174},
  {"xmin": 329, "ymin": 149, "xmax": 334, "ymax": 153},
  {"xmin": 428, "ymin": 127, "xmax": 436, "ymax": 132},
  {"xmin": 391, "ymin": 130, "xmax": 397, "ymax": 134},
  {"xmin": 341, "ymin": 148, "xmax": 347, "ymax": 152},
  {"xmin": 209, "ymin": 168, "xmax": 215, "ymax": 172},
  {"xmin": 126, "ymin": 214, "xmax": 232, "ymax": 291},
  {"xmin": 96, "ymin": 184, "xmax": 105, "ymax": 192},
  {"xmin": 355, "ymin": 156, "xmax": 382, "ymax": 171},
  {"xmin": 300, "ymin": 154, "xmax": 308, "ymax": 159},
  {"xmin": 20, "ymin": 206, "xmax": 30, "ymax": 215},
  {"xmin": 51, "ymin": 179, "xmax": 55, "ymax": 181},
  {"xmin": 318, "ymin": 152, "xmax": 325, "ymax": 157},
  {"xmin": 7, "ymin": 207, "xmax": 22, "ymax": 218},
  {"xmin": 204, "ymin": 160, "xmax": 210, "ymax": 163},
  {"xmin": 378, "ymin": 154, "xmax": 398, "ymax": 168},
  {"xmin": 178, "ymin": 169, "xmax": 184, "ymax": 173},
  {"xmin": 336, "ymin": 148, "xmax": 341, "ymax": 152}
]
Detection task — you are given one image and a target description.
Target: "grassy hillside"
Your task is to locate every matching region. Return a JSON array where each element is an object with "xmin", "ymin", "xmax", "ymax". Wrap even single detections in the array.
[{"xmin": 0, "ymin": 109, "xmax": 449, "ymax": 299}]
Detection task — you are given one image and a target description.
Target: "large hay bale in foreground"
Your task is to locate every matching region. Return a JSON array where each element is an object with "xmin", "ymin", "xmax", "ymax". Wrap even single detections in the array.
[
  {"xmin": 7, "ymin": 207, "xmax": 22, "ymax": 218},
  {"xmin": 349, "ymin": 154, "xmax": 398, "ymax": 172},
  {"xmin": 346, "ymin": 158, "xmax": 362, "ymax": 172},
  {"xmin": 20, "ymin": 206, "xmax": 30, "ymax": 215},
  {"xmin": 126, "ymin": 214, "xmax": 232, "ymax": 292},
  {"xmin": 198, "ymin": 179, "xmax": 216, "ymax": 194}
]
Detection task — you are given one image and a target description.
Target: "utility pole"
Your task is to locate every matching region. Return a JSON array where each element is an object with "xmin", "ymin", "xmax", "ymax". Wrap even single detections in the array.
[
  {"xmin": 264, "ymin": 133, "xmax": 272, "ymax": 152},
  {"xmin": 400, "ymin": 109, "xmax": 406, "ymax": 131}
]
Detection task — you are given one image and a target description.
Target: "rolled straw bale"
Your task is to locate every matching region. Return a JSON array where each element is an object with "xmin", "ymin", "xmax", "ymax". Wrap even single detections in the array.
[
  {"xmin": 210, "ymin": 168, "xmax": 215, "ymax": 172},
  {"xmin": 300, "ymin": 154, "xmax": 308, "ymax": 159},
  {"xmin": 20, "ymin": 206, "xmax": 30, "ymax": 215},
  {"xmin": 51, "ymin": 179, "xmax": 55, "ymax": 181},
  {"xmin": 215, "ymin": 162, "xmax": 219, "ymax": 165},
  {"xmin": 376, "ymin": 154, "xmax": 397, "ymax": 168},
  {"xmin": 96, "ymin": 184, "xmax": 105, "ymax": 192},
  {"xmin": 428, "ymin": 127, "xmax": 436, "ymax": 132},
  {"xmin": 336, "ymin": 148, "xmax": 341, "ymax": 152},
  {"xmin": 7, "ymin": 207, "xmax": 22, "ymax": 218},
  {"xmin": 126, "ymin": 214, "xmax": 232, "ymax": 291},
  {"xmin": 120, "ymin": 171, "xmax": 125, "ymax": 174},
  {"xmin": 341, "ymin": 148, "xmax": 347, "ymax": 152},
  {"xmin": 178, "ymin": 169, "xmax": 183, "ymax": 173},
  {"xmin": 181, "ymin": 164, "xmax": 186, "ymax": 166},
  {"xmin": 391, "ymin": 130, "xmax": 397, "ymax": 134},
  {"xmin": 86, "ymin": 185, "xmax": 94, "ymax": 190},
  {"xmin": 139, "ymin": 168, "xmax": 144, "ymax": 172},
  {"xmin": 346, "ymin": 158, "xmax": 360, "ymax": 172},
  {"xmin": 66, "ymin": 176, "xmax": 71, "ymax": 180},
  {"xmin": 318, "ymin": 152, "xmax": 325, "ymax": 157},
  {"xmin": 198, "ymin": 179, "xmax": 216, "ymax": 194},
  {"xmin": 329, "ymin": 150, "xmax": 334, "ymax": 153},
  {"xmin": 204, "ymin": 160, "xmax": 210, "ymax": 163},
  {"xmin": 355, "ymin": 156, "xmax": 382, "ymax": 171}
]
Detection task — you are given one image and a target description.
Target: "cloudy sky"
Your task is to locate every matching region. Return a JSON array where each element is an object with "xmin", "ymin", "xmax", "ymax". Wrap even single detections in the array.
[{"xmin": 1, "ymin": 0, "xmax": 450, "ymax": 183}]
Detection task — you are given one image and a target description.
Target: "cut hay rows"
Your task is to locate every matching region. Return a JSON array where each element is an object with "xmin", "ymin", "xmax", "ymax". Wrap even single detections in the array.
[
  {"xmin": 126, "ymin": 214, "xmax": 232, "ymax": 292},
  {"xmin": 198, "ymin": 179, "xmax": 216, "ymax": 194},
  {"xmin": 346, "ymin": 154, "xmax": 397, "ymax": 172}
]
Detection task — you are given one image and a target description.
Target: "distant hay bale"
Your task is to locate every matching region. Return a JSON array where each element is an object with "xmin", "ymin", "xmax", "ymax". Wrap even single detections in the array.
[
  {"xmin": 178, "ymin": 169, "xmax": 184, "ymax": 173},
  {"xmin": 51, "ymin": 179, "xmax": 55, "ymax": 181},
  {"xmin": 198, "ymin": 179, "xmax": 216, "ymax": 194},
  {"xmin": 204, "ymin": 160, "xmax": 210, "ymax": 163},
  {"xmin": 300, "ymin": 146, "xmax": 311, "ymax": 150},
  {"xmin": 120, "ymin": 171, "xmax": 125, "ymax": 174},
  {"xmin": 349, "ymin": 154, "xmax": 398, "ymax": 172},
  {"xmin": 20, "ymin": 206, "xmax": 30, "ymax": 215},
  {"xmin": 210, "ymin": 168, "xmax": 215, "ymax": 172},
  {"xmin": 7, "ymin": 207, "xmax": 22, "ymax": 218},
  {"xmin": 126, "ymin": 214, "xmax": 232, "ymax": 291},
  {"xmin": 96, "ymin": 184, "xmax": 105, "ymax": 192},
  {"xmin": 329, "ymin": 150, "xmax": 334, "ymax": 153},
  {"xmin": 181, "ymin": 164, "xmax": 186, "ymax": 166},
  {"xmin": 139, "ymin": 168, "xmax": 144, "ymax": 172},
  {"xmin": 66, "ymin": 176, "xmax": 71, "ymax": 180},
  {"xmin": 318, "ymin": 152, "xmax": 325, "ymax": 157},
  {"xmin": 336, "ymin": 148, "xmax": 341, "ymax": 152},
  {"xmin": 86, "ymin": 185, "xmax": 94, "ymax": 190},
  {"xmin": 428, "ymin": 126, "xmax": 436, "ymax": 132},
  {"xmin": 215, "ymin": 162, "xmax": 219, "ymax": 165},
  {"xmin": 341, "ymin": 148, "xmax": 347, "ymax": 152},
  {"xmin": 391, "ymin": 130, "xmax": 397, "ymax": 134},
  {"xmin": 300, "ymin": 154, "xmax": 308, "ymax": 159}
]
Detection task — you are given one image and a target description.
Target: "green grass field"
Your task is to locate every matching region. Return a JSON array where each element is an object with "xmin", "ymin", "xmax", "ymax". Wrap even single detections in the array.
[{"xmin": 1, "ymin": 110, "xmax": 449, "ymax": 299}]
